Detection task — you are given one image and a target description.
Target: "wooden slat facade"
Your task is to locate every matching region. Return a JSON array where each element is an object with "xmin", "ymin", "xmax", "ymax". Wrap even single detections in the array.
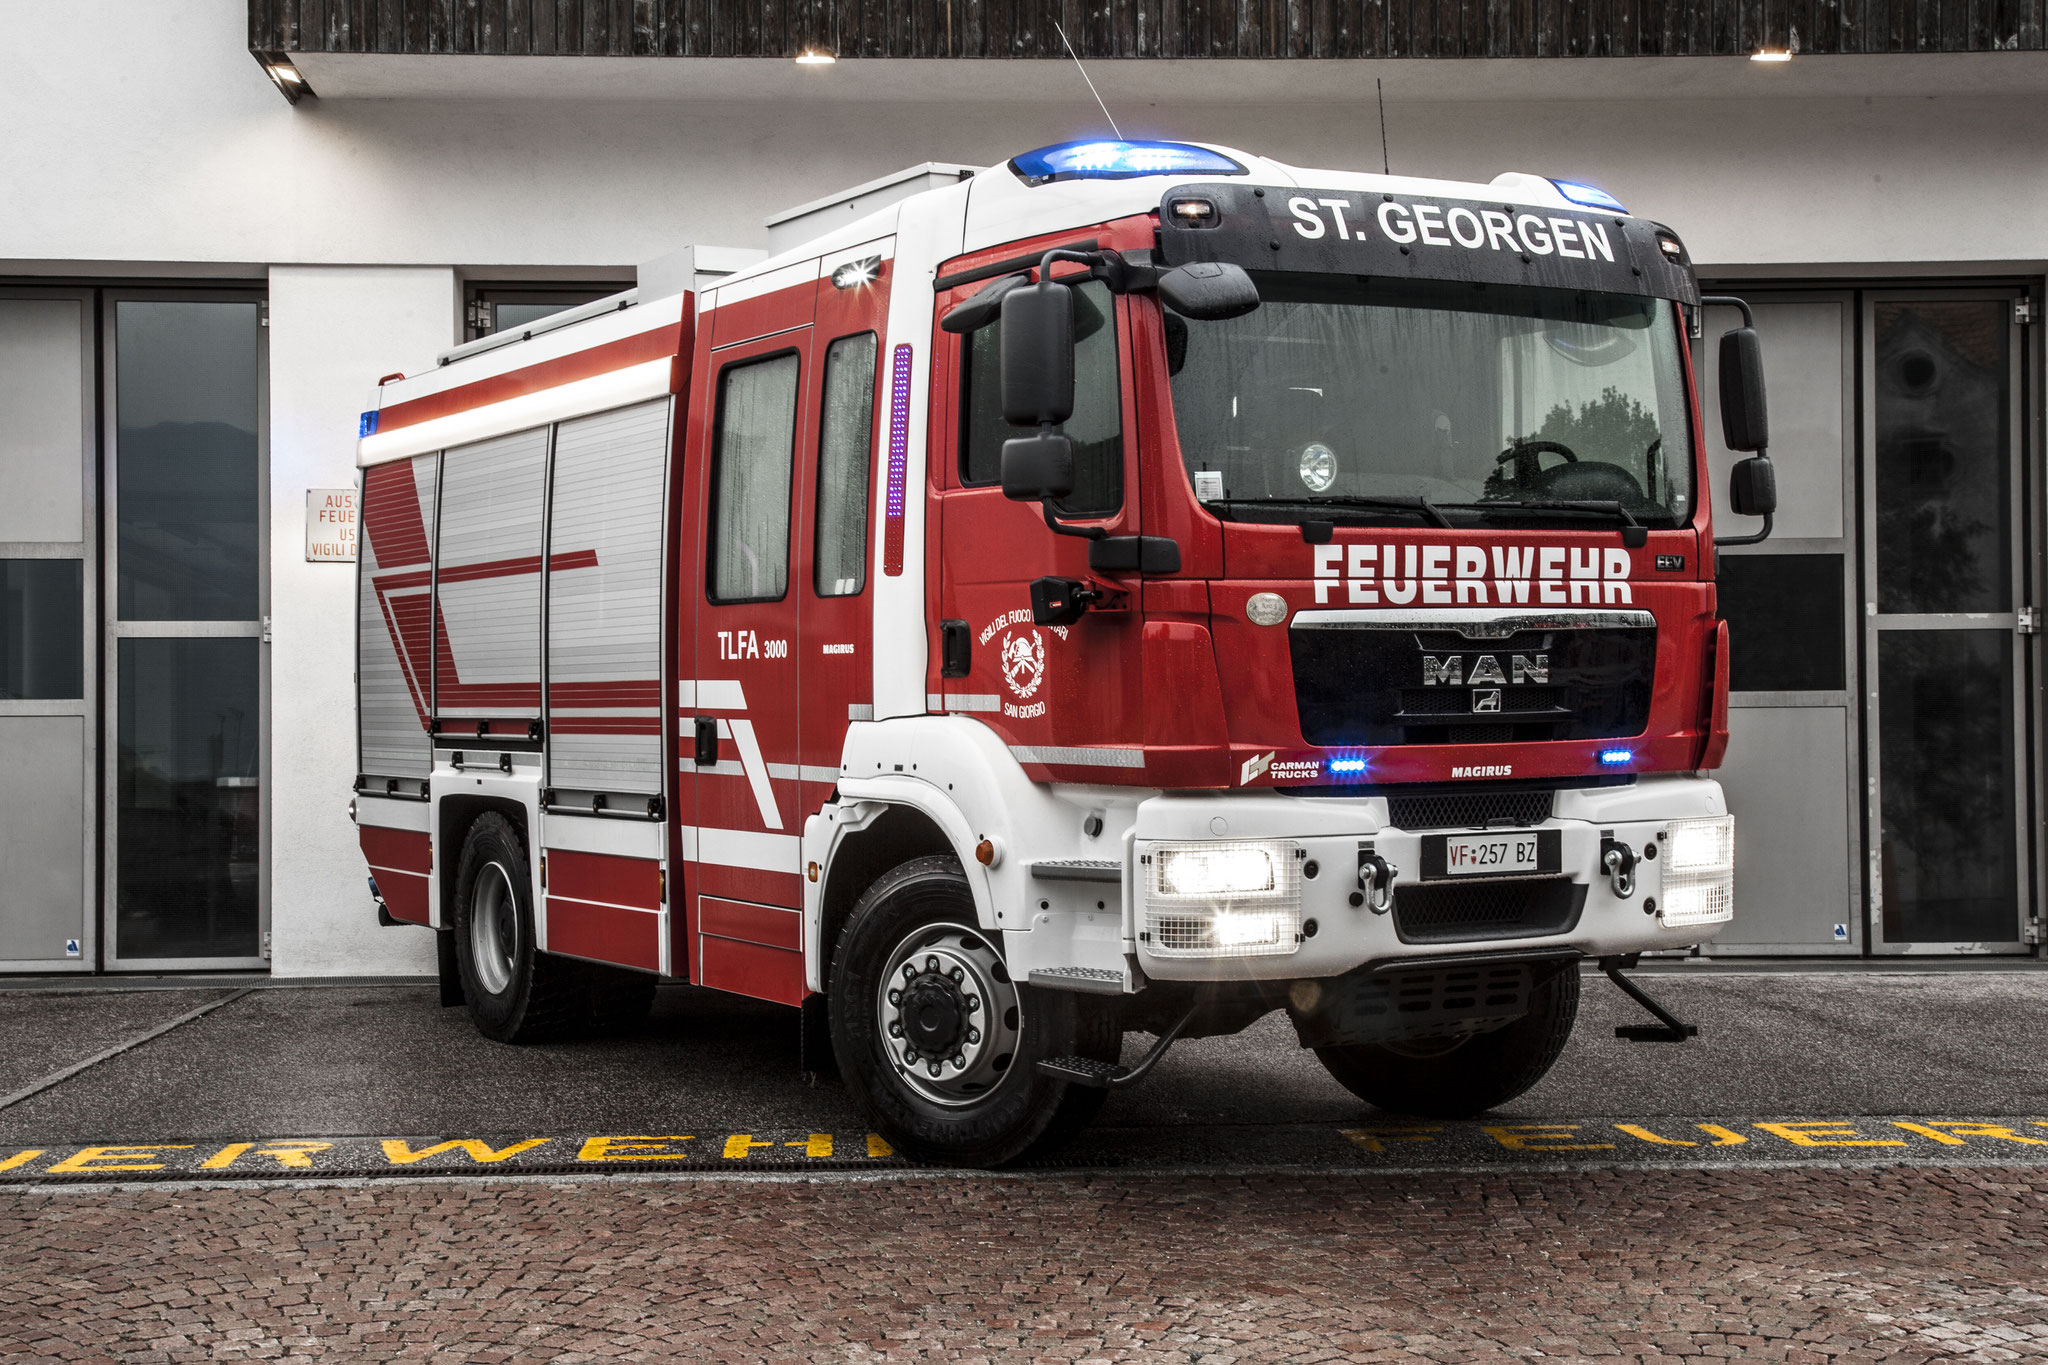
[{"xmin": 250, "ymin": 0, "xmax": 2047, "ymax": 57}]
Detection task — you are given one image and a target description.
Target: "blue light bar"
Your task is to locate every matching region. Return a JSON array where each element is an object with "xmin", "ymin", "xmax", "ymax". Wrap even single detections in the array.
[
  {"xmin": 1598, "ymin": 748, "xmax": 1634, "ymax": 766},
  {"xmin": 359, "ymin": 410, "xmax": 380, "ymax": 438},
  {"xmin": 1550, "ymin": 179, "xmax": 1628, "ymax": 213},
  {"xmin": 1009, "ymin": 140, "xmax": 1247, "ymax": 186},
  {"xmin": 1328, "ymin": 757, "xmax": 1369, "ymax": 775}
]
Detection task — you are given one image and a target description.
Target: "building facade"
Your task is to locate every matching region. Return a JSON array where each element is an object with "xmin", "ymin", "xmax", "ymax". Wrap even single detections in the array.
[{"xmin": 0, "ymin": 0, "xmax": 2041, "ymax": 977}]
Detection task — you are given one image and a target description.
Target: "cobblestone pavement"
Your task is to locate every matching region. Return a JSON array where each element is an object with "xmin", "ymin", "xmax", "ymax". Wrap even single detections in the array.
[{"xmin": 5, "ymin": 1167, "xmax": 2047, "ymax": 1363}]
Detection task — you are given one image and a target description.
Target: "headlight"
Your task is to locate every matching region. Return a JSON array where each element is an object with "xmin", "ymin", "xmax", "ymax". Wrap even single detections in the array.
[
  {"xmin": 1144, "ymin": 839, "xmax": 1301, "ymax": 959},
  {"xmin": 1659, "ymin": 815, "xmax": 1734, "ymax": 929},
  {"xmin": 1156, "ymin": 844, "xmax": 1277, "ymax": 897},
  {"xmin": 1666, "ymin": 815, "xmax": 1734, "ymax": 873}
]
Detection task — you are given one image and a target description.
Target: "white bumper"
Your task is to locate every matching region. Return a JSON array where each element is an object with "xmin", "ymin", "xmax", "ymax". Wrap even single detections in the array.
[{"xmin": 1126, "ymin": 773, "xmax": 1731, "ymax": 982}]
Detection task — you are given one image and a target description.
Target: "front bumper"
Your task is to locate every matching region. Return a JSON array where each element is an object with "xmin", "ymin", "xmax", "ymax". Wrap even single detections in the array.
[{"xmin": 1128, "ymin": 774, "xmax": 1729, "ymax": 982}]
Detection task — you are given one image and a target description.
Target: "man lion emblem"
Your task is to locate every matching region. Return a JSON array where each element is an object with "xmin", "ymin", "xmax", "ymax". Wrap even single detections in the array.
[{"xmin": 1000, "ymin": 627, "xmax": 1046, "ymax": 700}]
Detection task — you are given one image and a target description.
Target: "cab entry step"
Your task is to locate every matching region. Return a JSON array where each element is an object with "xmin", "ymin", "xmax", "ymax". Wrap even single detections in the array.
[{"xmin": 1028, "ymin": 859, "xmax": 1121, "ymax": 883}]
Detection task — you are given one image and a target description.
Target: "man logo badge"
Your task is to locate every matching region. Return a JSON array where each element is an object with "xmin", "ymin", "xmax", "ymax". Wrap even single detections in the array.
[{"xmin": 1471, "ymin": 689, "xmax": 1503, "ymax": 714}]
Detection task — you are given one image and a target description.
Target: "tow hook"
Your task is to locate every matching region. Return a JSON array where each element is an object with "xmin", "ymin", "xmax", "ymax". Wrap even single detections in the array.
[
  {"xmin": 1356, "ymin": 844, "xmax": 1398, "ymax": 914},
  {"xmin": 1601, "ymin": 832, "xmax": 1637, "ymax": 899},
  {"xmin": 1601, "ymin": 954, "xmax": 1698, "ymax": 1042}
]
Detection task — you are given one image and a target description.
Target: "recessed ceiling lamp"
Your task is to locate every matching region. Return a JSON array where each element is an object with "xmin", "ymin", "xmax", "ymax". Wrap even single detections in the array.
[
  {"xmin": 795, "ymin": 47, "xmax": 836, "ymax": 65},
  {"xmin": 1750, "ymin": 48, "xmax": 1793, "ymax": 61}
]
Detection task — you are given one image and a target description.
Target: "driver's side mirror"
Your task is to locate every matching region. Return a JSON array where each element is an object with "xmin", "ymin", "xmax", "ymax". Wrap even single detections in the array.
[
  {"xmin": 1156, "ymin": 261, "xmax": 1261, "ymax": 320},
  {"xmin": 1000, "ymin": 429, "xmax": 1076, "ymax": 502},
  {"xmin": 1000, "ymin": 278, "xmax": 1075, "ymax": 427}
]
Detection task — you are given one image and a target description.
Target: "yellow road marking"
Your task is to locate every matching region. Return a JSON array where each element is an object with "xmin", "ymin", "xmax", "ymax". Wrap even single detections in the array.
[
  {"xmin": 380, "ymin": 1138, "xmax": 550, "ymax": 1165},
  {"xmin": 723, "ymin": 1134, "xmax": 778, "ymax": 1158},
  {"xmin": 45, "ymin": 1145, "xmax": 194, "ymax": 1174},
  {"xmin": 200, "ymin": 1141, "xmax": 334, "ymax": 1170},
  {"xmin": 0, "ymin": 1150, "xmax": 45, "ymax": 1172},
  {"xmin": 1614, "ymin": 1123, "xmax": 1747, "ymax": 1146},
  {"xmin": 1484, "ymin": 1124, "xmax": 1613, "ymax": 1151},
  {"xmin": 1753, "ymin": 1121, "xmax": 1905, "ymax": 1148},
  {"xmin": 576, "ymin": 1135, "xmax": 695, "ymax": 1162},
  {"xmin": 867, "ymin": 1133, "xmax": 895, "ymax": 1158},
  {"xmin": 788, "ymin": 1134, "xmax": 833, "ymax": 1157},
  {"xmin": 1892, "ymin": 1121, "xmax": 2048, "ymax": 1147},
  {"xmin": 1340, "ymin": 1126, "xmax": 1441, "ymax": 1153}
]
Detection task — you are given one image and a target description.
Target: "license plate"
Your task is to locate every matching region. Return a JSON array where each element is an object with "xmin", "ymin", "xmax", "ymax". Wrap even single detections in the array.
[{"xmin": 1422, "ymin": 829, "xmax": 1561, "ymax": 880}]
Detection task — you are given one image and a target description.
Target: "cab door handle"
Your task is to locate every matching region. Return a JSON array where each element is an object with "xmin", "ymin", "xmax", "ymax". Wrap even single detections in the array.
[{"xmin": 693, "ymin": 716, "xmax": 719, "ymax": 765}]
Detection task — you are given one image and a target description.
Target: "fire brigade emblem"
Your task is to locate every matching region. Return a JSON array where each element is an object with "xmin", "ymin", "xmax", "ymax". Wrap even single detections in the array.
[{"xmin": 1000, "ymin": 628, "xmax": 1046, "ymax": 700}]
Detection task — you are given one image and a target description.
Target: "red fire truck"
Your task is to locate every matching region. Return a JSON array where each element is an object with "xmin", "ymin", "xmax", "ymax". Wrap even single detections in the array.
[{"xmin": 352, "ymin": 139, "xmax": 1775, "ymax": 1166}]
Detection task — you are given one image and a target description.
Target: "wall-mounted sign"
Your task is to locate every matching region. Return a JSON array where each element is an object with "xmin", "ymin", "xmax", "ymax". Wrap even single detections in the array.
[{"xmin": 307, "ymin": 488, "xmax": 358, "ymax": 562}]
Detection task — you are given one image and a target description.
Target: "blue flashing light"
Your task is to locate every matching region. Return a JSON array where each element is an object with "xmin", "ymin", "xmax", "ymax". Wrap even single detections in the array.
[
  {"xmin": 1328, "ymin": 757, "xmax": 1369, "ymax": 775},
  {"xmin": 359, "ymin": 410, "xmax": 380, "ymax": 438},
  {"xmin": 1598, "ymin": 748, "xmax": 1634, "ymax": 766},
  {"xmin": 1009, "ymin": 140, "xmax": 1247, "ymax": 186},
  {"xmin": 1550, "ymin": 179, "xmax": 1628, "ymax": 214}
]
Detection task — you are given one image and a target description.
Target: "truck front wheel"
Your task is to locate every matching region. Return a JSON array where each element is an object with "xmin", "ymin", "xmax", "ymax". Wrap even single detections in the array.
[
  {"xmin": 1314, "ymin": 965, "xmax": 1580, "ymax": 1118},
  {"xmin": 451, "ymin": 812, "xmax": 587, "ymax": 1043},
  {"xmin": 829, "ymin": 855, "xmax": 1118, "ymax": 1167}
]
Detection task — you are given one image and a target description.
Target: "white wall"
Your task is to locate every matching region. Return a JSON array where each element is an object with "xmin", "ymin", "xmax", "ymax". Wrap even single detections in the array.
[
  {"xmin": 4, "ymin": 3, "xmax": 2047, "ymax": 277},
  {"xmin": 267, "ymin": 266, "xmax": 456, "ymax": 976}
]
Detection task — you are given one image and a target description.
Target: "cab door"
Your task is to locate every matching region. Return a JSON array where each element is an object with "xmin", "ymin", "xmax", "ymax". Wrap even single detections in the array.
[
  {"xmin": 934, "ymin": 275, "xmax": 1147, "ymax": 779},
  {"xmin": 687, "ymin": 291, "xmax": 815, "ymax": 1002}
]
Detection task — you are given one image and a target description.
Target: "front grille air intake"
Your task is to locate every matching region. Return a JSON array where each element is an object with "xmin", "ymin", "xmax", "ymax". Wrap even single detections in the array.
[
  {"xmin": 1392, "ymin": 876, "xmax": 1586, "ymax": 944},
  {"xmin": 1388, "ymin": 789, "xmax": 1555, "ymax": 831}
]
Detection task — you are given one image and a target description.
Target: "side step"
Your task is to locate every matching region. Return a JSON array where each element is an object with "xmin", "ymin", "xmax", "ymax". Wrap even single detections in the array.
[
  {"xmin": 1027, "ymin": 967, "xmax": 1127, "ymax": 996},
  {"xmin": 1600, "ymin": 955, "xmax": 1699, "ymax": 1043},
  {"xmin": 1036, "ymin": 1001, "xmax": 1197, "ymax": 1091},
  {"xmin": 1028, "ymin": 859, "xmax": 1121, "ymax": 883}
]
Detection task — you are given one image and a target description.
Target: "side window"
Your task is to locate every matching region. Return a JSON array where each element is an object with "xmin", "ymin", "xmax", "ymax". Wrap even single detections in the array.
[
  {"xmin": 959, "ymin": 279, "xmax": 1122, "ymax": 517},
  {"xmin": 814, "ymin": 333, "xmax": 877, "ymax": 597},
  {"xmin": 708, "ymin": 353, "xmax": 800, "ymax": 604}
]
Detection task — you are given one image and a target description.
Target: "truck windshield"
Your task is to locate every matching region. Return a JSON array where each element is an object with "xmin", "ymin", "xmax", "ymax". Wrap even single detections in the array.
[{"xmin": 1165, "ymin": 274, "xmax": 1694, "ymax": 528}]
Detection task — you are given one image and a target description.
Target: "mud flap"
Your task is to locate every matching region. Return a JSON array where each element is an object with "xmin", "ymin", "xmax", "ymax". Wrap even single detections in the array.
[
  {"xmin": 436, "ymin": 930, "xmax": 464, "ymax": 1008},
  {"xmin": 800, "ymin": 994, "xmax": 836, "ymax": 1080}
]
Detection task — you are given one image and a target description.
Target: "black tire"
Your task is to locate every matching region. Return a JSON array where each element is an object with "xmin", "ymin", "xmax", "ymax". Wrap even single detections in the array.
[
  {"xmin": 828, "ymin": 855, "xmax": 1119, "ymax": 1168},
  {"xmin": 450, "ymin": 812, "xmax": 586, "ymax": 1043},
  {"xmin": 581, "ymin": 963, "xmax": 658, "ymax": 1035},
  {"xmin": 1314, "ymin": 965, "xmax": 1580, "ymax": 1118}
]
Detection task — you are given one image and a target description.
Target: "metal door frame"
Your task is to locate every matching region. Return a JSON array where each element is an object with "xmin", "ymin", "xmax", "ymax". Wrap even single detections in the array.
[
  {"xmin": 1698, "ymin": 287, "xmax": 1865, "ymax": 955},
  {"xmin": 0, "ymin": 285, "xmax": 100, "ymax": 973},
  {"xmin": 100, "ymin": 287, "xmax": 271, "ymax": 972},
  {"xmin": 1860, "ymin": 285, "xmax": 2033, "ymax": 955}
]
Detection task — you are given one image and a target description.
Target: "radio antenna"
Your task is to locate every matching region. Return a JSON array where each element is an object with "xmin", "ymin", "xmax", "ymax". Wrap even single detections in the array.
[
  {"xmin": 1054, "ymin": 21, "xmax": 1122, "ymax": 140},
  {"xmin": 1377, "ymin": 78, "xmax": 1391, "ymax": 176}
]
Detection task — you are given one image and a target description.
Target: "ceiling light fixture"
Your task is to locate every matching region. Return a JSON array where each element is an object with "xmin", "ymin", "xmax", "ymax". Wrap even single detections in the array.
[
  {"xmin": 1750, "ymin": 48, "xmax": 1793, "ymax": 61},
  {"xmin": 795, "ymin": 47, "xmax": 836, "ymax": 65}
]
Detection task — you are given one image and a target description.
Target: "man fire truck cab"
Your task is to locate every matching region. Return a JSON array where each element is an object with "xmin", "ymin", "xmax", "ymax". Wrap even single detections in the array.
[{"xmin": 352, "ymin": 139, "xmax": 1775, "ymax": 1167}]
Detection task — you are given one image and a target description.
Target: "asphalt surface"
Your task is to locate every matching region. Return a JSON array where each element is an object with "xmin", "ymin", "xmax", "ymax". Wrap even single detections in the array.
[{"xmin": 0, "ymin": 969, "xmax": 2044, "ymax": 1170}]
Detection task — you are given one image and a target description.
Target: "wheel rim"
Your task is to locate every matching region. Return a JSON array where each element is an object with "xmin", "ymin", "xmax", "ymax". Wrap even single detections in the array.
[
  {"xmin": 469, "ymin": 862, "xmax": 518, "ymax": 996},
  {"xmin": 875, "ymin": 921, "xmax": 1022, "ymax": 1108}
]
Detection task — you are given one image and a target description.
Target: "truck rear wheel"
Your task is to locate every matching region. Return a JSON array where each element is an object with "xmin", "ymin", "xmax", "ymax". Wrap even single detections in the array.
[
  {"xmin": 1314, "ymin": 965, "xmax": 1580, "ymax": 1118},
  {"xmin": 451, "ymin": 812, "xmax": 586, "ymax": 1043},
  {"xmin": 829, "ymin": 855, "xmax": 1118, "ymax": 1168}
]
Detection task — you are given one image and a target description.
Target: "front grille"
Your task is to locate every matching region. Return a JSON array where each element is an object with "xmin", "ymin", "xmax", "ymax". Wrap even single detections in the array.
[
  {"xmin": 1288, "ymin": 614, "xmax": 1656, "ymax": 747},
  {"xmin": 1392, "ymin": 876, "xmax": 1586, "ymax": 944},
  {"xmin": 1388, "ymin": 789, "xmax": 1555, "ymax": 830}
]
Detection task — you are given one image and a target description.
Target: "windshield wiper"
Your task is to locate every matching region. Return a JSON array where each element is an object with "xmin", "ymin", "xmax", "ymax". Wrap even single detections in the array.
[
  {"xmin": 1446, "ymin": 498, "xmax": 1649, "ymax": 547},
  {"xmin": 1205, "ymin": 495, "xmax": 1453, "ymax": 530}
]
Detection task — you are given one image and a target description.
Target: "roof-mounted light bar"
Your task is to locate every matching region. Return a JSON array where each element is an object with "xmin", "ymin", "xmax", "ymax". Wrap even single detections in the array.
[
  {"xmin": 1549, "ymin": 179, "xmax": 1628, "ymax": 213},
  {"xmin": 1008, "ymin": 140, "xmax": 1247, "ymax": 187}
]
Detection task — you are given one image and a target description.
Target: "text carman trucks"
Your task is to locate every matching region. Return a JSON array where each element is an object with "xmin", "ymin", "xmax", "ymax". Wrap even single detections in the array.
[{"xmin": 351, "ymin": 139, "xmax": 1776, "ymax": 1166}]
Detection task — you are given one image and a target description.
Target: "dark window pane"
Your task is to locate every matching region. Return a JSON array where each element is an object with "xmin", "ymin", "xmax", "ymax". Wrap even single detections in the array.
[
  {"xmin": 960, "ymin": 280, "xmax": 1122, "ymax": 516},
  {"xmin": 1873, "ymin": 301, "xmax": 2010, "ymax": 614},
  {"xmin": 1877, "ymin": 629, "xmax": 2017, "ymax": 944},
  {"xmin": 1716, "ymin": 553, "xmax": 1844, "ymax": 692},
  {"xmin": 117, "ymin": 637, "xmax": 261, "ymax": 959},
  {"xmin": 0, "ymin": 559, "xmax": 83, "ymax": 699},
  {"xmin": 116, "ymin": 301, "xmax": 262, "ymax": 621},
  {"xmin": 815, "ymin": 333, "xmax": 876, "ymax": 597},
  {"xmin": 709, "ymin": 353, "xmax": 799, "ymax": 603},
  {"xmin": 494, "ymin": 301, "xmax": 579, "ymax": 333}
]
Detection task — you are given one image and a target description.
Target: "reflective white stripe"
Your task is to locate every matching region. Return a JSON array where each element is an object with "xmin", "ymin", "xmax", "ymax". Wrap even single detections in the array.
[
  {"xmin": 682, "ymin": 826, "xmax": 802, "ymax": 871},
  {"xmin": 1009, "ymin": 745, "xmax": 1146, "ymax": 769},
  {"xmin": 767, "ymin": 763, "xmax": 843, "ymax": 783},
  {"xmin": 848, "ymin": 704, "xmax": 874, "ymax": 721},
  {"xmin": 945, "ymin": 694, "xmax": 1002, "ymax": 713},
  {"xmin": 724, "ymin": 717, "xmax": 782, "ymax": 830},
  {"xmin": 678, "ymin": 679, "xmax": 748, "ymax": 710},
  {"xmin": 358, "ymin": 358, "xmax": 673, "ymax": 467},
  {"xmin": 355, "ymin": 797, "xmax": 431, "ymax": 832}
]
